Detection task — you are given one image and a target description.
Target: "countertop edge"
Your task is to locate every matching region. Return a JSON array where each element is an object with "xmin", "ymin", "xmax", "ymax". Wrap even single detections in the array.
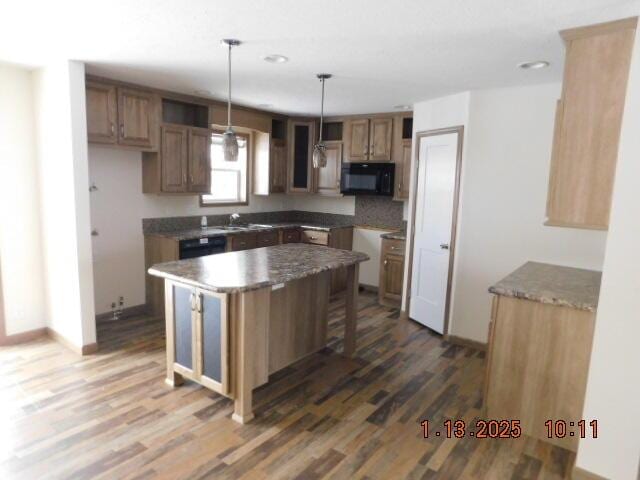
[
  {"xmin": 488, "ymin": 286, "xmax": 597, "ymax": 312},
  {"xmin": 148, "ymin": 254, "xmax": 369, "ymax": 294},
  {"xmin": 145, "ymin": 223, "xmax": 354, "ymax": 241}
]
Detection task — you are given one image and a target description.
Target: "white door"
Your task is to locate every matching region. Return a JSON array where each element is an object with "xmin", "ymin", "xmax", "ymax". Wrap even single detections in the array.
[{"xmin": 409, "ymin": 132, "xmax": 460, "ymax": 333}]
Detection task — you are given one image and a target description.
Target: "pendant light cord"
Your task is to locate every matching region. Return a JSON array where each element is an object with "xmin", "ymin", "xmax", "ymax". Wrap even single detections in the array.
[
  {"xmin": 227, "ymin": 43, "xmax": 232, "ymax": 127},
  {"xmin": 318, "ymin": 77, "xmax": 325, "ymax": 143}
]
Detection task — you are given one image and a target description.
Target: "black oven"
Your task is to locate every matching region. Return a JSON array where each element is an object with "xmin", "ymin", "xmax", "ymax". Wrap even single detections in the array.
[{"xmin": 340, "ymin": 163, "xmax": 395, "ymax": 196}]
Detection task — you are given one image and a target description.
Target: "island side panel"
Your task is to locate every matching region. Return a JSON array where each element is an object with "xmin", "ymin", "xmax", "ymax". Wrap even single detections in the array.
[
  {"xmin": 268, "ymin": 271, "xmax": 331, "ymax": 374},
  {"xmin": 344, "ymin": 263, "xmax": 360, "ymax": 357},
  {"xmin": 231, "ymin": 287, "xmax": 270, "ymax": 424}
]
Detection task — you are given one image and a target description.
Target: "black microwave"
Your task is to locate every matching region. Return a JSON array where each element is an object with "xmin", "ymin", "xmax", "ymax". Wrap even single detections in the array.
[{"xmin": 340, "ymin": 163, "xmax": 395, "ymax": 196}]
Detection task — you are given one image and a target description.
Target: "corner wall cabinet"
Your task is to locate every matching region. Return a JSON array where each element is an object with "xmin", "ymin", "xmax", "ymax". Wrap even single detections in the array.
[
  {"xmin": 344, "ymin": 116, "xmax": 393, "ymax": 162},
  {"xmin": 288, "ymin": 119, "xmax": 315, "ymax": 193},
  {"xmin": 393, "ymin": 115, "xmax": 413, "ymax": 200},
  {"xmin": 545, "ymin": 17, "xmax": 637, "ymax": 229},
  {"xmin": 86, "ymin": 80, "xmax": 159, "ymax": 150}
]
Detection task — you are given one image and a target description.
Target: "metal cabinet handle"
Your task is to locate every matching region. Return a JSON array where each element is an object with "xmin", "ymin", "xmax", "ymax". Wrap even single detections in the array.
[
  {"xmin": 190, "ymin": 293, "xmax": 196, "ymax": 311},
  {"xmin": 309, "ymin": 236, "xmax": 318, "ymax": 240},
  {"xmin": 440, "ymin": 243, "xmax": 450, "ymax": 250},
  {"xmin": 196, "ymin": 294, "xmax": 202, "ymax": 314},
  {"xmin": 384, "ymin": 260, "xmax": 388, "ymax": 267},
  {"xmin": 120, "ymin": 124, "xmax": 124, "ymax": 137},
  {"xmin": 190, "ymin": 174, "xmax": 194, "ymax": 184},
  {"xmin": 183, "ymin": 173, "xmax": 187, "ymax": 184},
  {"xmin": 110, "ymin": 123, "xmax": 115, "ymax": 135}
]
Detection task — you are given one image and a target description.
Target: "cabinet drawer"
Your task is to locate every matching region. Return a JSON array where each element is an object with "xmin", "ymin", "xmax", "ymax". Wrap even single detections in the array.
[
  {"xmin": 302, "ymin": 230, "xmax": 329, "ymax": 245},
  {"xmin": 382, "ymin": 238, "xmax": 406, "ymax": 256},
  {"xmin": 257, "ymin": 231, "xmax": 279, "ymax": 248},
  {"xmin": 282, "ymin": 228, "xmax": 300, "ymax": 244},
  {"xmin": 230, "ymin": 233, "xmax": 257, "ymax": 251}
]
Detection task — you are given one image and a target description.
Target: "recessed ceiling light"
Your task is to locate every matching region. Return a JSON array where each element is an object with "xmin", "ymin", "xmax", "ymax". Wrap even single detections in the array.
[
  {"xmin": 194, "ymin": 89, "xmax": 212, "ymax": 96},
  {"xmin": 257, "ymin": 103, "xmax": 273, "ymax": 109},
  {"xmin": 262, "ymin": 54, "xmax": 289, "ymax": 64},
  {"xmin": 394, "ymin": 104, "xmax": 411, "ymax": 110},
  {"xmin": 518, "ymin": 60, "xmax": 550, "ymax": 70}
]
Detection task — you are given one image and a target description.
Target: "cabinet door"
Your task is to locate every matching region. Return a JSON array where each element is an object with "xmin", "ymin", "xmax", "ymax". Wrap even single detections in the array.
[
  {"xmin": 316, "ymin": 142, "xmax": 342, "ymax": 195},
  {"xmin": 172, "ymin": 284, "xmax": 195, "ymax": 373},
  {"xmin": 546, "ymin": 24, "xmax": 635, "ymax": 229},
  {"xmin": 117, "ymin": 88, "xmax": 157, "ymax": 149},
  {"xmin": 369, "ymin": 117, "xmax": 393, "ymax": 162},
  {"xmin": 282, "ymin": 228, "xmax": 300, "ymax": 243},
  {"xmin": 395, "ymin": 140, "xmax": 412, "ymax": 200},
  {"xmin": 270, "ymin": 140, "xmax": 287, "ymax": 193},
  {"xmin": 345, "ymin": 119, "xmax": 369, "ymax": 162},
  {"xmin": 86, "ymin": 82, "xmax": 117, "ymax": 144},
  {"xmin": 379, "ymin": 253, "xmax": 404, "ymax": 305},
  {"xmin": 197, "ymin": 290, "xmax": 228, "ymax": 394},
  {"xmin": 230, "ymin": 233, "xmax": 257, "ymax": 251},
  {"xmin": 161, "ymin": 126, "xmax": 188, "ymax": 193},
  {"xmin": 188, "ymin": 128, "xmax": 211, "ymax": 193},
  {"xmin": 257, "ymin": 231, "xmax": 279, "ymax": 247},
  {"xmin": 288, "ymin": 121, "xmax": 314, "ymax": 193}
]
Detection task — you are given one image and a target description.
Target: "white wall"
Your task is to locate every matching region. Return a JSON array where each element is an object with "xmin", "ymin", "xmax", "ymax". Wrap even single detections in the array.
[
  {"xmin": 353, "ymin": 227, "xmax": 393, "ymax": 287},
  {"xmin": 406, "ymin": 86, "xmax": 608, "ymax": 342},
  {"xmin": 0, "ymin": 64, "xmax": 47, "ymax": 335},
  {"xmin": 33, "ymin": 61, "xmax": 96, "ymax": 347},
  {"xmin": 88, "ymin": 146, "xmax": 287, "ymax": 314},
  {"xmin": 576, "ymin": 27, "xmax": 640, "ymax": 480}
]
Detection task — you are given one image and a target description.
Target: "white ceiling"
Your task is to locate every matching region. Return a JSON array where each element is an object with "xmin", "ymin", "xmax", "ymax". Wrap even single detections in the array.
[{"xmin": 1, "ymin": 0, "xmax": 637, "ymax": 115}]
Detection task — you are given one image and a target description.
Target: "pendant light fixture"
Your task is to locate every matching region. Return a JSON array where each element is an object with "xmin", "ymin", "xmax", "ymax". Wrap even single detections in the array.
[
  {"xmin": 312, "ymin": 73, "xmax": 332, "ymax": 168},
  {"xmin": 221, "ymin": 38, "xmax": 241, "ymax": 162}
]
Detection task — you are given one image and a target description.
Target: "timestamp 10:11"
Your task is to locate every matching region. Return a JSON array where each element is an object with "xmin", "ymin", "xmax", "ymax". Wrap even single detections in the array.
[{"xmin": 545, "ymin": 420, "xmax": 598, "ymax": 439}]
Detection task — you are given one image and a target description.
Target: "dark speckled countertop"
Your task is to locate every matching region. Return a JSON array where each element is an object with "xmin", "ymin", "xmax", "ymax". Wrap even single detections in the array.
[
  {"xmin": 146, "ymin": 222, "xmax": 351, "ymax": 241},
  {"xmin": 380, "ymin": 230, "xmax": 406, "ymax": 240},
  {"xmin": 488, "ymin": 261, "xmax": 601, "ymax": 312},
  {"xmin": 148, "ymin": 243, "xmax": 369, "ymax": 293}
]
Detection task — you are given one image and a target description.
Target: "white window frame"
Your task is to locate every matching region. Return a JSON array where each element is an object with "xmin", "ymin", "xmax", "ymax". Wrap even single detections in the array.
[{"xmin": 201, "ymin": 131, "xmax": 250, "ymax": 207}]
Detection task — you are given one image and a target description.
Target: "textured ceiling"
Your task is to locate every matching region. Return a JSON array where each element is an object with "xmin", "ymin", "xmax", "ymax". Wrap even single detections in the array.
[{"xmin": 1, "ymin": 0, "xmax": 637, "ymax": 115}]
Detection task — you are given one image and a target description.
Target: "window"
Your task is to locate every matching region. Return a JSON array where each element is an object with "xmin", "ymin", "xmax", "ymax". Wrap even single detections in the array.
[{"xmin": 201, "ymin": 132, "xmax": 249, "ymax": 205}]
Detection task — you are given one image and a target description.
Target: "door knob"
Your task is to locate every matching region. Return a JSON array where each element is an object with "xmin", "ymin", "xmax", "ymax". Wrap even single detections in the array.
[{"xmin": 440, "ymin": 243, "xmax": 450, "ymax": 250}]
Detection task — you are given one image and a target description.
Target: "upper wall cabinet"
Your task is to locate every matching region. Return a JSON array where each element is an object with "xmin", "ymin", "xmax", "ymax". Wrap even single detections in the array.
[
  {"xmin": 344, "ymin": 116, "xmax": 393, "ymax": 162},
  {"xmin": 546, "ymin": 18, "xmax": 637, "ymax": 230},
  {"xmin": 315, "ymin": 141, "xmax": 343, "ymax": 196},
  {"xmin": 253, "ymin": 118, "xmax": 287, "ymax": 195},
  {"xmin": 288, "ymin": 119, "xmax": 315, "ymax": 193},
  {"xmin": 86, "ymin": 80, "xmax": 159, "ymax": 151},
  {"xmin": 393, "ymin": 115, "xmax": 413, "ymax": 200},
  {"xmin": 142, "ymin": 99, "xmax": 212, "ymax": 194}
]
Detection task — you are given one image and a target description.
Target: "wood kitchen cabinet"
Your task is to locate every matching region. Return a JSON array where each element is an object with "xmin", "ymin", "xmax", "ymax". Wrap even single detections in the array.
[
  {"xmin": 301, "ymin": 226, "xmax": 354, "ymax": 294},
  {"xmin": 545, "ymin": 17, "xmax": 636, "ymax": 230},
  {"xmin": 393, "ymin": 115, "xmax": 413, "ymax": 200},
  {"xmin": 86, "ymin": 80, "xmax": 159, "ymax": 150},
  {"xmin": 146, "ymin": 125, "xmax": 212, "ymax": 194},
  {"xmin": 379, "ymin": 238, "xmax": 405, "ymax": 307},
  {"xmin": 165, "ymin": 281, "xmax": 229, "ymax": 394},
  {"xmin": 229, "ymin": 233, "xmax": 258, "ymax": 251},
  {"xmin": 288, "ymin": 119, "xmax": 315, "ymax": 193},
  {"xmin": 314, "ymin": 141, "xmax": 342, "ymax": 196},
  {"xmin": 344, "ymin": 116, "xmax": 393, "ymax": 162},
  {"xmin": 269, "ymin": 139, "xmax": 288, "ymax": 193}
]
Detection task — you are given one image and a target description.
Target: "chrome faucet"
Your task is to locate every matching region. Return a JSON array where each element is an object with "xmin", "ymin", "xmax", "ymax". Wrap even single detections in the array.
[{"xmin": 229, "ymin": 213, "xmax": 240, "ymax": 226}]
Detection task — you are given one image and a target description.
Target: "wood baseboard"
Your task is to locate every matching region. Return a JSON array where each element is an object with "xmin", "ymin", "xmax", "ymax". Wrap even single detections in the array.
[
  {"xmin": 359, "ymin": 284, "xmax": 378, "ymax": 294},
  {"xmin": 444, "ymin": 333, "xmax": 487, "ymax": 352},
  {"xmin": 95, "ymin": 303, "xmax": 149, "ymax": 322},
  {"xmin": 571, "ymin": 466, "xmax": 608, "ymax": 480},
  {"xmin": 0, "ymin": 327, "xmax": 47, "ymax": 346},
  {"xmin": 46, "ymin": 328, "xmax": 98, "ymax": 356}
]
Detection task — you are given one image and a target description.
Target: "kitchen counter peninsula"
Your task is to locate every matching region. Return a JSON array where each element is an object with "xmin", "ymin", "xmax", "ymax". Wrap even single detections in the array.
[{"xmin": 149, "ymin": 244, "xmax": 369, "ymax": 424}]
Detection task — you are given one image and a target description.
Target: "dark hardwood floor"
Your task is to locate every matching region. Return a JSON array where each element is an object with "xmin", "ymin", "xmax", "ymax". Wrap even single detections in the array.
[{"xmin": 0, "ymin": 291, "xmax": 574, "ymax": 479}]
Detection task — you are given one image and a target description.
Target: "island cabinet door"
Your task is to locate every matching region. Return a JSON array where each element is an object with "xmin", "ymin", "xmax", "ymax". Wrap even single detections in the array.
[
  {"xmin": 171, "ymin": 283, "xmax": 195, "ymax": 376},
  {"xmin": 195, "ymin": 290, "xmax": 229, "ymax": 395}
]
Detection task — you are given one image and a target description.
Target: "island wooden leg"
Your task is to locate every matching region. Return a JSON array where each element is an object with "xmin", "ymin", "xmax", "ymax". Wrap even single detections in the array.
[
  {"xmin": 344, "ymin": 264, "xmax": 359, "ymax": 357},
  {"xmin": 164, "ymin": 280, "xmax": 183, "ymax": 387},
  {"xmin": 232, "ymin": 288, "xmax": 270, "ymax": 424}
]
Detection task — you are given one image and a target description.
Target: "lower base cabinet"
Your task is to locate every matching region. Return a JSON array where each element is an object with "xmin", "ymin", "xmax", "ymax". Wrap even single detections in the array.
[
  {"xmin": 484, "ymin": 295, "xmax": 595, "ymax": 451},
  {"xmin": 167, "ymin": 282, "xmax": 228, "ymax": 395},
  {"xmin": 379, "ymin": 238, "xmax": 405, "ymax": 307}
]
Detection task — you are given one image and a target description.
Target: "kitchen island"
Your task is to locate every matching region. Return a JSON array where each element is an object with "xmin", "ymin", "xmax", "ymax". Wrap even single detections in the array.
[{"xmin": 148, "ymin": 243, "xmax": 369, "ymax": 424}]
